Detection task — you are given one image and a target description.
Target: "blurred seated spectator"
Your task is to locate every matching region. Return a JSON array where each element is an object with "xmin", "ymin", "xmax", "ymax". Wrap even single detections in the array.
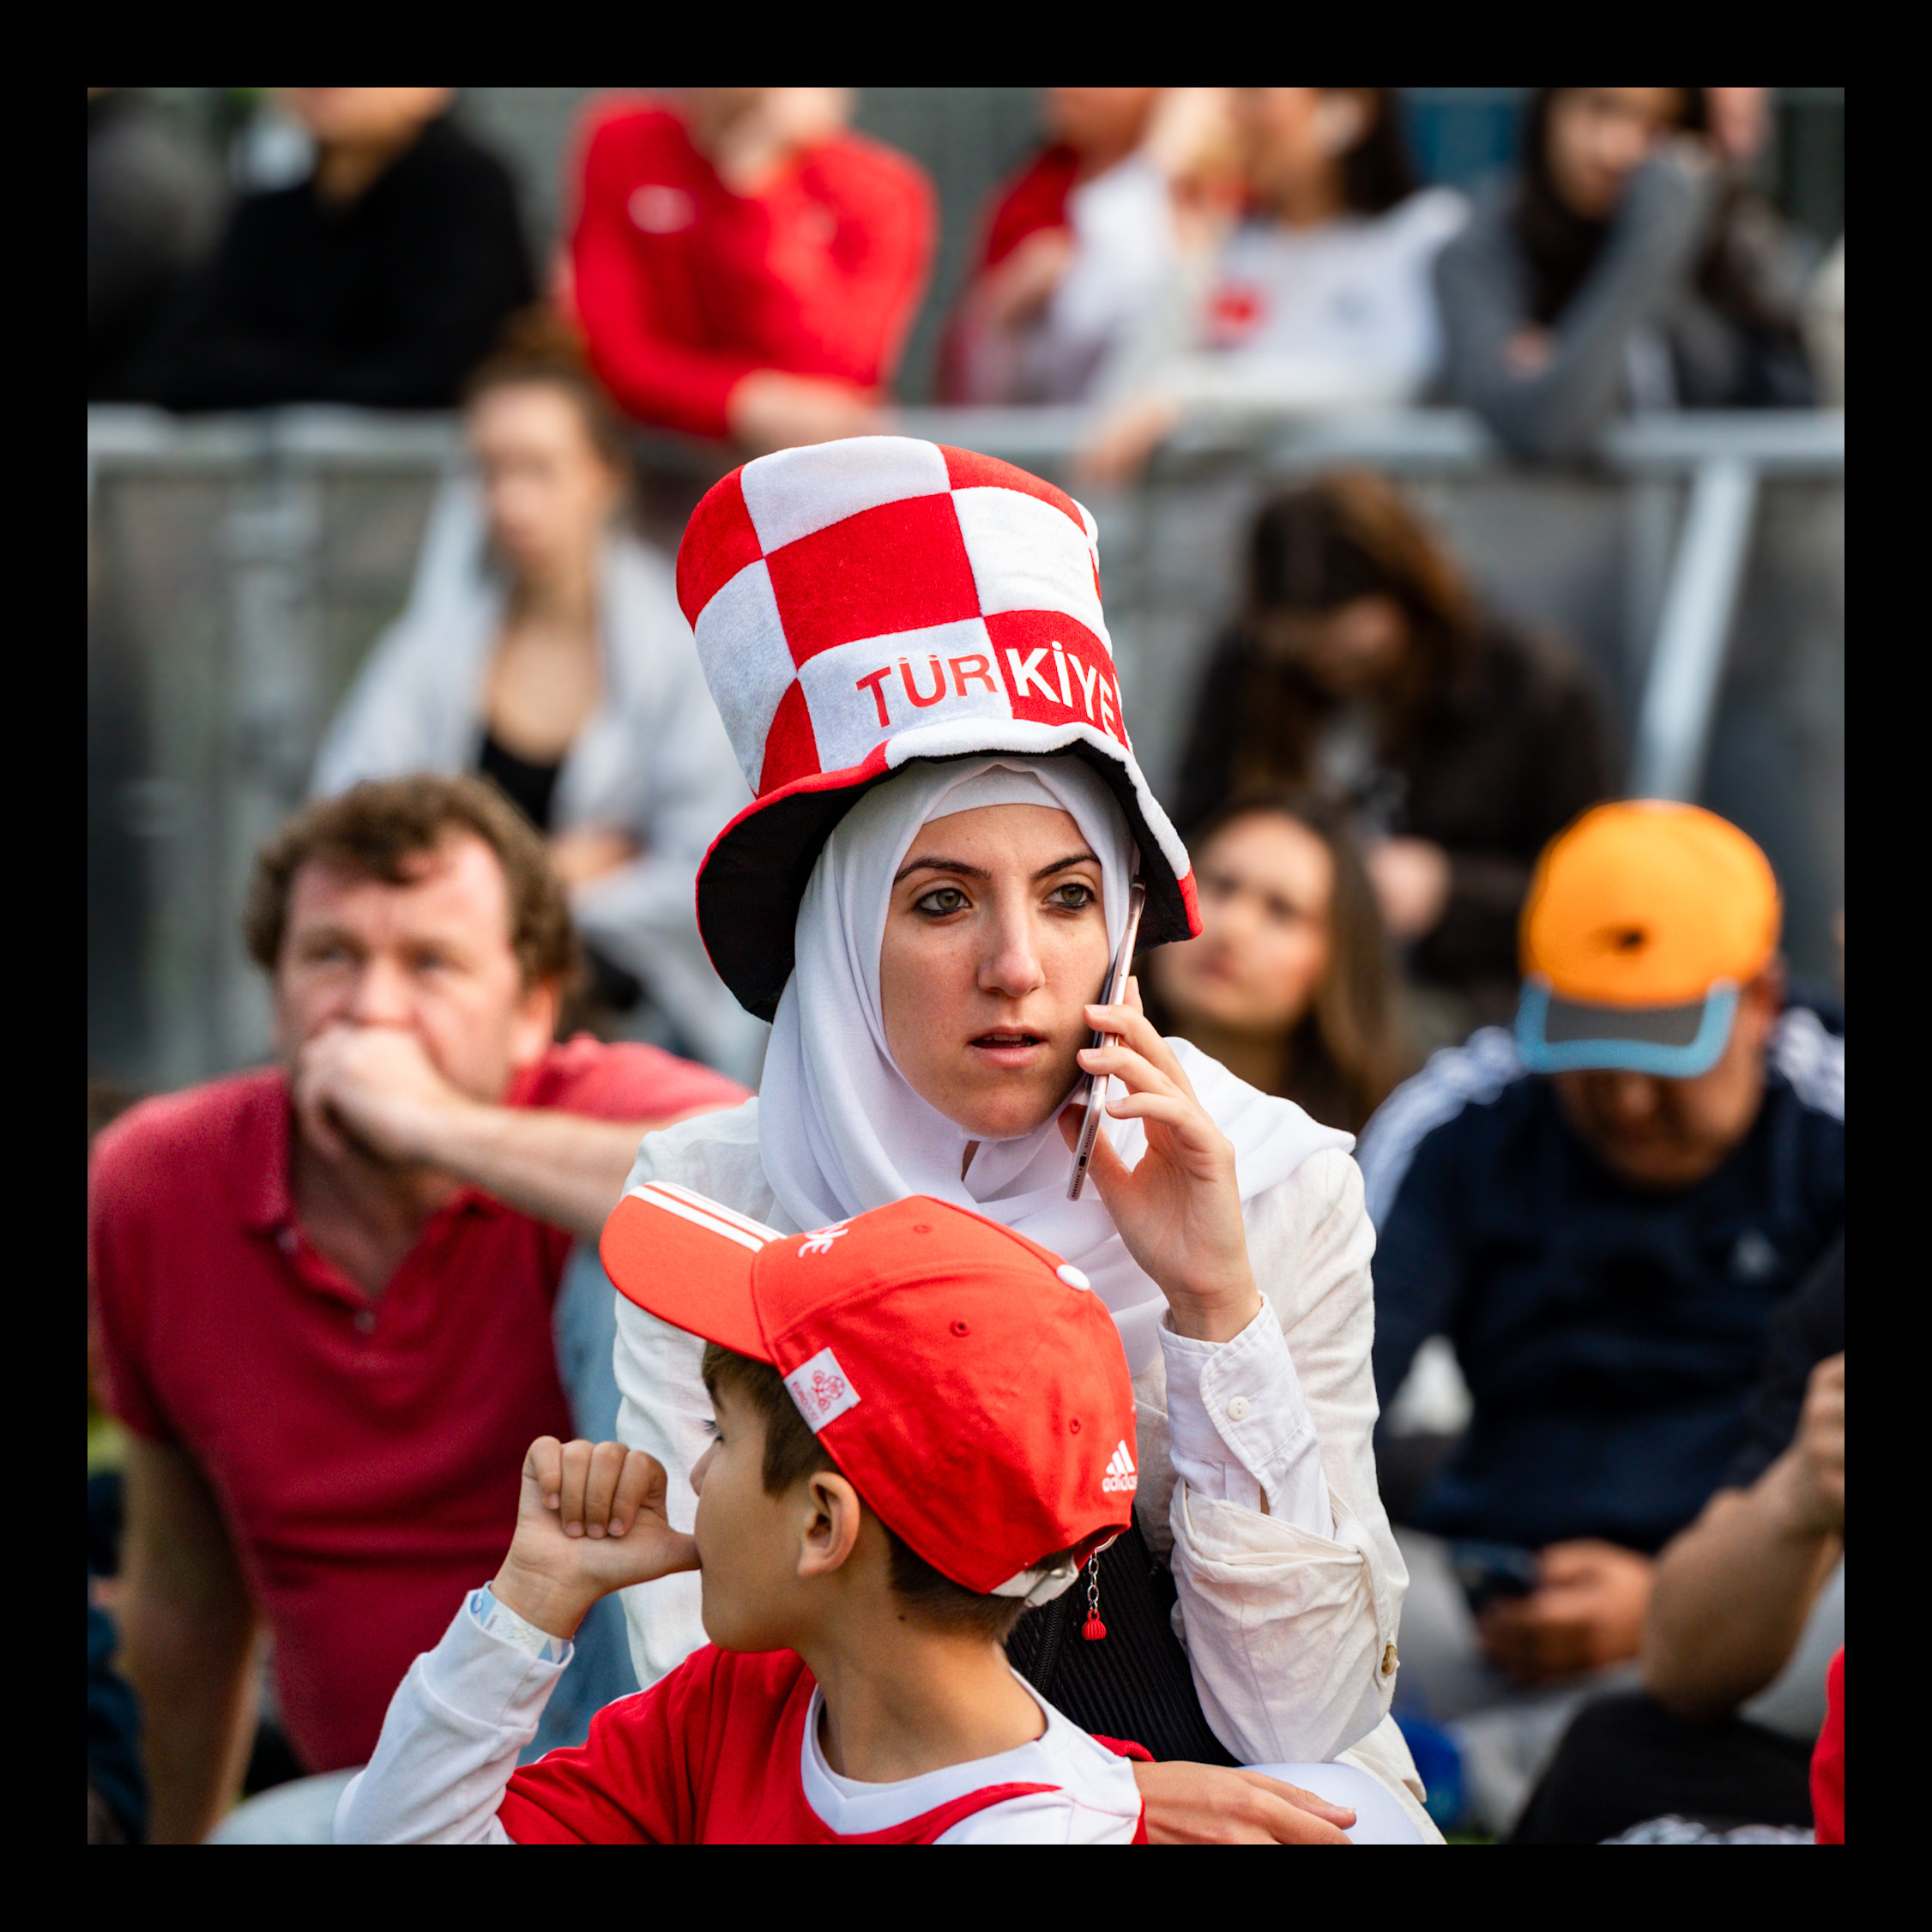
[
  {"xmin": 312, "ymin": 318, "xmax": 758, "ymax": 1080},
  {"xmin": 1512, "ymin": 1236, "xmax": 1844, "ymax": 1842},
  {"xmin": 942, "ymin": 88, "xmax": 1217, "ymax": 405},
  {"xmin": 89, "ymin": 776, "xmax": 746, "ymax": 1839},
  {"xmin": 88, "ymin": 1599, "xmax": 147, "ymax": 1842},
  {"xmin": 1138, "ymin": 793, "xmax": 1406, "ymax": 1134},
  {"xmin": 1083, "ymin": 88, "xmax": 1465, "ymax": 483},
  {"xmin": 1357, "ymin": 802, "xmax": 1844, "ymax": 1833},
  {"xmin": 88, "ymin": 88, "xmax": 221, "ymax": 401},
  {"xmin": 1434, "ymin": 88, "xmax": 1813, "ymax": 462},
  {"xmin": 1172, "ymin": 471, "xmax": 1611, "ymax": 1047},
  {"xmin": 567, "ymin": 88, "xmax": 934, "ymax": 449},
  {"xmin": 150, "ymin": 88, "xmax": 532, "ymax": 412}
]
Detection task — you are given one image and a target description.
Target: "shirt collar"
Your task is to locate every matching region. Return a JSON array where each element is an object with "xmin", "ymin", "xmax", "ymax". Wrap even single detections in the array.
[{"xmin": 238, "ymin": 1076, "xmax": 298, "ymax": 1237}]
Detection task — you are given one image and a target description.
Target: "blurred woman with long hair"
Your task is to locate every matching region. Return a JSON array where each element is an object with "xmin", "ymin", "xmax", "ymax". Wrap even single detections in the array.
[
  {"xmin": 1435, "ymin": 88, "xmax": 1813, "ymax": 461},
  {"xmin": 1141, "ymin": 794, "xmax": 1406, "ymax": 1134},
  {"xmin": 1174, "ymin": 470, "xmax": 1612, "ymax": 1041}
]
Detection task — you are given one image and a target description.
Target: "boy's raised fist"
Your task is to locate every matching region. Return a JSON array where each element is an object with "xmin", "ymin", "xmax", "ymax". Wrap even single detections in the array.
[{"xmin": 492, "ymin": 1437, "xmax": 700, "ymax": 1640}]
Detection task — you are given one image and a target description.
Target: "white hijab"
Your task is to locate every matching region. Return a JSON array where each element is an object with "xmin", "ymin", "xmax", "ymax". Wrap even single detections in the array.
[{"xmin": 758, "ymin": 757, "xmax": 1352, "ymax": 1374}]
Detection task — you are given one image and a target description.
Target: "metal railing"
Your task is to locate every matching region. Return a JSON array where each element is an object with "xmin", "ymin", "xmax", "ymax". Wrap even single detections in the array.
[{"xmin": 87, "ymin": 405, "xmax": 1843, "ymax": 1086}]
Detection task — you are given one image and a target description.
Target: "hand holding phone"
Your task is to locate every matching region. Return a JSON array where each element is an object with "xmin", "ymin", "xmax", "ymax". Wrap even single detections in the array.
[{"xmin": 1067, "ymin": 879, "xmax": 1146, "ymax": 1202}]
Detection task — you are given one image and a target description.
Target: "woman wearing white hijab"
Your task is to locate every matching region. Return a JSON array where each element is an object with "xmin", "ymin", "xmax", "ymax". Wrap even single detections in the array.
[{"xmin": 614, "ymin": 438, "xmax": 1431, "ymax": 1840}]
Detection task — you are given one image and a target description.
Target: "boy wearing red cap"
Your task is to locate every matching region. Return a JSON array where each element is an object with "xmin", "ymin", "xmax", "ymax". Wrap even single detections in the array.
[{"xmin": 335, "ymin": 1191, "xmax": 1150, "ymax": 1843}]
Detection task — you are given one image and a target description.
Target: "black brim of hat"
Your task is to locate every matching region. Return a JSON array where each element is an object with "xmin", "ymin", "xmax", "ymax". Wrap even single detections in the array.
[{"xmin": 699, "ymin": 742, "xmax": 1196, "ymax": 1021}]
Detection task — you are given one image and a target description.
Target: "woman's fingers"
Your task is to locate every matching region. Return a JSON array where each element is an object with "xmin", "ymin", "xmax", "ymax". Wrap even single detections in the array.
[
  {"xmin": 1252, "ymin": 1793, "xmax": 1353, "ymax": 1844},
  {"xmin": 1078, "ymin": 1036, "xmax": 1180, "ymax": 1102},
  {"xmin": 1235, "ymin": 1770, "xmax": 1357, "ymax": 1829},
  {"xmin": 1103, "ymin": 1090, "xmax": 1198, "ymax": 1132},
  {"xmin": 1086, "ymin": 996, "xmax": 1196, "ymax": 1096}
]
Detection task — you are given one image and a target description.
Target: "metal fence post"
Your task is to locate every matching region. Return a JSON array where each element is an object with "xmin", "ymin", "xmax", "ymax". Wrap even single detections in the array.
[
  {"xmin": 1629, "ymin": 456, "xmax": 1760, "ymax": 802},
  {"xmin": 214, "ymin": 436, "xmax": 322, "ymax": 1069}
]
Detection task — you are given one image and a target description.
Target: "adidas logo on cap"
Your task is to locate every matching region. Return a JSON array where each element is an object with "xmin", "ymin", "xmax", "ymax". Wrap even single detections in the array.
[{"xmin": 1101, "ymin": 1439, "xmax": 1138, "ymax": 1494}]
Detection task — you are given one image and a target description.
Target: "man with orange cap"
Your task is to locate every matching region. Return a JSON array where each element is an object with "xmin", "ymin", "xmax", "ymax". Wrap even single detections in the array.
[{"xmin": 1355, "ymin": 801, "xmax": 1843, "ymax": 1834}]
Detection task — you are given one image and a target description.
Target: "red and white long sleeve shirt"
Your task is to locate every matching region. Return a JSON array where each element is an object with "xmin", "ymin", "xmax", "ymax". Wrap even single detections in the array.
[{"xmin": 335, "ymin": 1590, "xmax": 1146, "ymax": 1844}]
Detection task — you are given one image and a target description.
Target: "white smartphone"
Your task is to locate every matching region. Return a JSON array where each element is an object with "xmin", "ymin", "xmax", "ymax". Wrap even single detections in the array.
[{"xmin": 1067, "ymin": 878, "xmax": 1147, "ymax": 1202}]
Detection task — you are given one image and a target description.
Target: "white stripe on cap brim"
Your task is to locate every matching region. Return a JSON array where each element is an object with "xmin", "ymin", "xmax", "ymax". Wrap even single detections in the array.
[{"xmin": 625, "ymin": 1182, "xmax": 779, "ymax": 1253}]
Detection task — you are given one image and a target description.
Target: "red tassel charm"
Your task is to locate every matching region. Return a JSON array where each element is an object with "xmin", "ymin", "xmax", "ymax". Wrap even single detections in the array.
[{"xmin": 1079, "ymin": 1553, "xmax": 1105, "ymax": 1641}]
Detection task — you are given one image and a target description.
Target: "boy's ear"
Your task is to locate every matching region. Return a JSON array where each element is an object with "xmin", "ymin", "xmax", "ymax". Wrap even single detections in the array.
[{"xmin": 795, "ymin": 1471, "xmax": 864, "ymax": 1581}]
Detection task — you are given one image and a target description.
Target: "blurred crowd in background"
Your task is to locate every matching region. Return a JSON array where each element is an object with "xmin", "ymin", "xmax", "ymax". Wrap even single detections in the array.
[
  {"xmin": 90, "ymin": 86, "xmax": 1844, "ymax": 434},
  {"xmin": 88, "ymin": 88, "xmax": 1844, "ymax": 1845}
]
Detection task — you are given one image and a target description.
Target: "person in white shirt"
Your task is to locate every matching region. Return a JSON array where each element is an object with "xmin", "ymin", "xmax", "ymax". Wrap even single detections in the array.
[
  {"xmin": 1084, "ymin": 88, "xmax": 1466, "ymax": 484},
  {"xmin": 945, "ymin": 88, "xmax": 1235, "ymax": 407}
]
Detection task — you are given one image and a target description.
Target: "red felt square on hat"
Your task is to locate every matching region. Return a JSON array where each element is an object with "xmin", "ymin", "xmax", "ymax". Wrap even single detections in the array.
[
  {"xmin": 676, "ymin": 468, "xmax": 765, "ymax": 629},
  {"xmin": 758, "ymin": 678, "xmax": 822, "ymax": 796},
  {"xmin": 765, "ymin": 494, "xmax": 981, "ymax": 667}
]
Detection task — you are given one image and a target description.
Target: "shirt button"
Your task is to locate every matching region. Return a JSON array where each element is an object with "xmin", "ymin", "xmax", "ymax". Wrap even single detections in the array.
[
  {"xmin": 1225, "ymin": 1395, "xmax": 1251, "ymax": 1422},
  {"xmin": 1382, "ymin": 1643, "xmax": 1399, "ymax": 1677},
  {"xmin": 353, "ymin": 1308, "xmax": 377, "ymax": 1336}
]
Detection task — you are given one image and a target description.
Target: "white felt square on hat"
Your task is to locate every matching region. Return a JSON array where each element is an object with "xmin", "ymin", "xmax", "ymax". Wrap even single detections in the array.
[
  {"xmin": 691, "ymin": 557, "xmax": 797, "ymax": 791},
  {"xmin": 952, "ymin": 486, "xmax": 1111, "ymax": 652},
  {"xmin": 795, "ymin": 618, "xmax": 1005, "ymax": 774},
  {"xmin": 742, "ymin": 437, "xmax": 952, "ymax": 555}
]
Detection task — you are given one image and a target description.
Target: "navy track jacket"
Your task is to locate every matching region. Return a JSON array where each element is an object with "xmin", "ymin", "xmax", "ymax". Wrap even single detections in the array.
[{"xmin": 1359, "ymin": 1011, "xmax": 1844, "ymax": 1554}]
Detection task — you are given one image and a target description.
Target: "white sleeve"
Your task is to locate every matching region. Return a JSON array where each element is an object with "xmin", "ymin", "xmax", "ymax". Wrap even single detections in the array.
[
  {"xmin": 1159, "ymin": 1306, "xmax": 1333, "ymax": 1537},
  {"xmin": 331, "ymin": 1591, "xmax": 571, "ymax": 1844},
  {"xmin": 1162, "ymin": 1152, "xmax": 1409, "ymax": 1767}
]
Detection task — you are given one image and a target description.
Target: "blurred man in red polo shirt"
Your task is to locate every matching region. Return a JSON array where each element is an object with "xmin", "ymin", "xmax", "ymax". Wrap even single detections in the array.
[
  {"xmin": 566, "ymin": 88, "xmax": 934, "ymax": 450},
  {"xmin": 89, "ymin": 776, "xmax": 745, "ymax": 1841}
]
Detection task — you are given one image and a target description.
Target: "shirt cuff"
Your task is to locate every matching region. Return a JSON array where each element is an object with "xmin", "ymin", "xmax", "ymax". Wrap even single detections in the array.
[
  {"xmin": 1159, "ymin": 1306, "xmax": 1334, "ymax": 1537},
  {"xmin": 468, "ymin": 1585, "xmax": 573, "ymax": 1666}
]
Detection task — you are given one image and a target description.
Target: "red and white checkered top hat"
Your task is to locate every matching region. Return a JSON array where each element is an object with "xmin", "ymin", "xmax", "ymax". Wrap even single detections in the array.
[
  {"xmin": 676, "ymin": 436, "xmax": 1200, "ymax": 1019},
  {"xmin": 601, "ymin": 1183, "xmax": 1138, "ymax": 1597}
]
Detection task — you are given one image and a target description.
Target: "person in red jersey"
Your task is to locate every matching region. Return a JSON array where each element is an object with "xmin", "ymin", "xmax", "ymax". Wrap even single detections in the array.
[
  {"xmin": 566, "ymin": 88, "xmax": 934, "ymax": 449},
  {"xmin": 336, "ymin": 1192, "xmax": 1153, "ymax": 1843},
  {"xmin": 90, "ymin": 776, "xmax": 745, "ymax": 1840}
]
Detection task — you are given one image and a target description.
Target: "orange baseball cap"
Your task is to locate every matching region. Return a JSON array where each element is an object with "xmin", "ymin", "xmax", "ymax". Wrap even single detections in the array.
[
  {"xmin": 1515, "ymin": 801, "xmax": 1780, "ymax": 1077},
  {"xmin": 601, "ymin": 1184, "xmax": 1137, "ymax": 1602}
]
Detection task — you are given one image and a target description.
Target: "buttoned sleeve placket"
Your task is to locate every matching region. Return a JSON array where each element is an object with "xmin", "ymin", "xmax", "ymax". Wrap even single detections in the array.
[{"xmin": 1159, "ymin": 1305, "xmax": 1334, "ymax": 1538}]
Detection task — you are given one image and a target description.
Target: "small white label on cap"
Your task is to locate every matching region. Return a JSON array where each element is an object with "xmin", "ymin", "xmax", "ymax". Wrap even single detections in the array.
[
  {"xmin": 1056, "ymin": 1264, "xmax": 1091, "ymax": 1290},
  {"xmin": 783, "ymin": 1348, "xmax": 860, "ymax": 1434}
]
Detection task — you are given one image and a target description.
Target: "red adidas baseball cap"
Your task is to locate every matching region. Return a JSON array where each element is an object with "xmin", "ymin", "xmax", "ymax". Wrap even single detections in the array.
[{"xmin": 600, "ymin": 1184, "xmax": 1138, "ymax": 1599}]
